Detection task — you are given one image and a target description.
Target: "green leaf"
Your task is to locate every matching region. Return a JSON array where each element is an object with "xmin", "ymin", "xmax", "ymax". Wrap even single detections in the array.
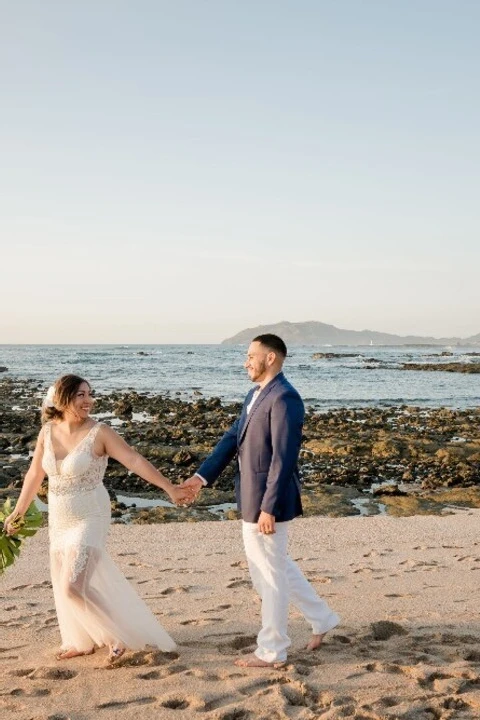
[{"xmin": 0, "ymin": 498, "xmax": 45, "ymax": 575}]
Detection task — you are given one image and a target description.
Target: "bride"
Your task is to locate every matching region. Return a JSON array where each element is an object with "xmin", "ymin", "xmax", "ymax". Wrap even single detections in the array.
[{"xmin": 3, "ymin": 374, "xmax": 194, "ymax": 661}]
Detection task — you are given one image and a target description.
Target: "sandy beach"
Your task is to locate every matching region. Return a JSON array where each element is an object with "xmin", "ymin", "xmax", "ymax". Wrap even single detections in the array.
[{"xmin": 2, "ymin": 512, "xmax": 480, "ymax": 720}]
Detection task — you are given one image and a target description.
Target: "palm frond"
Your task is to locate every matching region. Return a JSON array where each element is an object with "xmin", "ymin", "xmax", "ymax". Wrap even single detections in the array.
[{"xmin": 0, "ymin": 499, "xmax": 44, "ymax": 574}]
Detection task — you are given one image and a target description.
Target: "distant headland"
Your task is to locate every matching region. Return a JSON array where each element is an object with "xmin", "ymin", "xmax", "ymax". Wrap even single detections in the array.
[{"xmin": 222, "ymin": 321, "xmax": 480, "ymax": 347}]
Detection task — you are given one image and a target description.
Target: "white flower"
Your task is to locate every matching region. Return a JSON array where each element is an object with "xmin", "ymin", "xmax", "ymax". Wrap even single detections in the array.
[{"xmin": 44, "ymin": 386, "xmax": 56, "ymax": 409}]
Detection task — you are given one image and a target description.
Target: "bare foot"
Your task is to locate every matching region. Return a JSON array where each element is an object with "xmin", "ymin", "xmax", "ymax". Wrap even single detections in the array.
[
  {"xmin": 306, "ymin": 632, "xmax": 326, "ymax": 651},
  {"xmin": 234, "ymin": 653, "xmax": 285, "ymax": 668},
  {"xmin": 56, "ymin": 647, "xmax": 94, "ymax": 660},
  {"xmin": 107, "ymin": 646, "xmax": 126, "ymax": 662}
]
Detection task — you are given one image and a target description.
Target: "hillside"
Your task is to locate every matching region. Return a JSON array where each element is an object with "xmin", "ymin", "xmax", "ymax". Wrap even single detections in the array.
[{"xmin": 222, "ymin": 321, "xmax": 479, "ymax": 346}]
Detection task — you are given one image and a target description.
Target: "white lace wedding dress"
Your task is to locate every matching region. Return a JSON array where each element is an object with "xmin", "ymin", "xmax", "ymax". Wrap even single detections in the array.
[{"xmin": 42, "ymin": 421, "xmax": 176, "ymax": 654}]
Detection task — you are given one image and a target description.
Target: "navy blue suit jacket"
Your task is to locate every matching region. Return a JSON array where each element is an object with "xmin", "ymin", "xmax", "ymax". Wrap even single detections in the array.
[{"xmin": 197, "ymin": 372, "xmax": 304, "ymax": 523}]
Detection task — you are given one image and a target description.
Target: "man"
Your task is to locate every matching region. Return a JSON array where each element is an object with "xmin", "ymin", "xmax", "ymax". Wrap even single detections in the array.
[{"xmin": 184, "ymin": 334, "xmax": 339, "ymax": 667}]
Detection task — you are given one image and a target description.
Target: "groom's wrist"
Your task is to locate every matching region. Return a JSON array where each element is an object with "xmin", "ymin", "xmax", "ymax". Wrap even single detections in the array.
[{"xmin": 194, "ymin": 473, "xmax": 208, "ymax": 486}]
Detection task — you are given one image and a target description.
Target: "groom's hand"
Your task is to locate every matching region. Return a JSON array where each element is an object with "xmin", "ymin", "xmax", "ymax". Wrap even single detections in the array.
[
  {"xmin": 258, "ymin": 511, "xmax": 276, "ymax": 535},
  {"xmin": 182, "ymin": 475, "xmax": 204, "ymax": 501}
]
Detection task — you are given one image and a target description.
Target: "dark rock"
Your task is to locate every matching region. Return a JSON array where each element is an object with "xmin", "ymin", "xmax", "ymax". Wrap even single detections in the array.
[
  {"xmin": 2, "ymin": 376, "xmax": 480, "ymax": 519},
  {"xmin": 114, "ymin": 399, "xmax": 133, "ymax": 419},
  {"xmin": 172, "ymin": 450, "xmax": 196, "ymax": 466},
  {"xmin": 372, "ymin": 484, "xmax": 407, "ymax": 497},
  {"xmin": 400, "ymin": 362, "xmax": 480, "ymax": 374},
  {"xmin": 312, "ymin": 352, "xmax": 358, "ymax": 360}
]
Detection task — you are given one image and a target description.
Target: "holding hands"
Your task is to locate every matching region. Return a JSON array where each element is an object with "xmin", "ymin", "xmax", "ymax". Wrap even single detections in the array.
[
  {"xmin": 180, "ymin": 475, "xmax": 204, "ymax": 502},
  {"xmin": 167, "ymin": 483, "xmax": 197, "ymax": 506}
]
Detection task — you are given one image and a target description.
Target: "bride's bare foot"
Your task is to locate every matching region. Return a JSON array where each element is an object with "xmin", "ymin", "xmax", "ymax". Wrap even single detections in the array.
[
  {"xmin": 107, "ymin": 646, "xmax": 126, "ymax": 662},
  {"xmin": 306, "ymin": 632, "xmax": 326, "ymax": 651},
  {"xmin": 56, "ymin": 647, "xmax": 94, "ymax": 660},
  {"xmin": 234, "ymin": 653, "xmax": 285, "ymax": 668}
]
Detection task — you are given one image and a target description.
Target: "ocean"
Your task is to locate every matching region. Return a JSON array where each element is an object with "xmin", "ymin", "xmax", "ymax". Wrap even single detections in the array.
[{"xmin": 1, "ymin": 344, "xmax": 479, "ymax": 410}]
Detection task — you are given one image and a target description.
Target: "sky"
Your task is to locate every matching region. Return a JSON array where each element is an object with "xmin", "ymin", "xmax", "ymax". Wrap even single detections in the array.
[{"xmin": 1, "ymin": 0, "xmax": 479, "ymax": 343}]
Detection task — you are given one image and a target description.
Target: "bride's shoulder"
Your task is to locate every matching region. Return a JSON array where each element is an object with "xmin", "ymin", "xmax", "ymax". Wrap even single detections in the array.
[
  {"xmin": 92, "ymin": 421, "xmax": 116, "ymax": 441},
  {"xmin": 37, "ymin": 422, "xmax": 50, "ymax": 446}
]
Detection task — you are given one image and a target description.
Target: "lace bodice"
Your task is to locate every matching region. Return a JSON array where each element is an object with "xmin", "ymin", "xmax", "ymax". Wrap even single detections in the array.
[{"xmin": 42, "ymin": 422, "xmax": 108, "ymax": 495}]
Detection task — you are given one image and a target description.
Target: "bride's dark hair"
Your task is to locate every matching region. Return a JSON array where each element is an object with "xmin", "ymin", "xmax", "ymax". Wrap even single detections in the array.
[{"xmin": 42, "ymin": 374, "xmax": 91, "ymax": 424}]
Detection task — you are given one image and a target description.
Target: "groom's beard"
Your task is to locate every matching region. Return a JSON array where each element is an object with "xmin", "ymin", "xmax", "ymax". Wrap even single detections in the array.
[{"xmin": 248, "ymin": 359, "xmax": 267, "ymax": 383}]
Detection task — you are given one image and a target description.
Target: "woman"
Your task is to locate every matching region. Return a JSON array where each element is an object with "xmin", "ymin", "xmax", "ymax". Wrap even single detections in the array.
[{"xmin": 3, "ymin": 374, "xmax": 194, "ymax": 661}]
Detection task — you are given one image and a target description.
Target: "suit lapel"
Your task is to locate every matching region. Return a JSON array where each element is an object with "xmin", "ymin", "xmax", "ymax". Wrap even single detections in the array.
[
  {"xmin": 237, "ymin": 387, "xmax": 255, "ymax": 439},
  {"xmin": 238, "ymin": 373, "xmax": 284, "ymax": 445}
]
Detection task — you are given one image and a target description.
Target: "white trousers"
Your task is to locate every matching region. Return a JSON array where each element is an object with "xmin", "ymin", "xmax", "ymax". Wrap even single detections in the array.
[{"xmin": 242, "ymin": 520, "xmax": 340, "ymax": 663}]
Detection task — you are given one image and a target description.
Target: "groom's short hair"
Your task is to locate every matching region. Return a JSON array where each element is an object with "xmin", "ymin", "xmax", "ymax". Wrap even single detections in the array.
[{"xmin": 253, "ymin": 334, "xmax": 287, "ymax": 358}]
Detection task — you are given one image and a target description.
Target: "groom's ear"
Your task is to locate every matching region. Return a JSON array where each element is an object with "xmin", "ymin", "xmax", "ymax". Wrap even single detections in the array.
[{"xmin": 266, "ymin": 351, "xmax": 276, "ymax": 366}]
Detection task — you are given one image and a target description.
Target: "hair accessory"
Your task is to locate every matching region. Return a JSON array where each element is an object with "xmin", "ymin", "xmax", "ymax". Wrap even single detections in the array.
[{"xmin": 43, "ymin": 385, "xmax": 56, "ymax": 409}]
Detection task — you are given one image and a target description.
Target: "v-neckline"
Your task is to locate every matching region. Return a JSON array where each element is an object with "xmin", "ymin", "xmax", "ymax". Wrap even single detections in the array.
[{"xmin": 49, "ymin": 422, "xmax": 97, "ymax": 467}]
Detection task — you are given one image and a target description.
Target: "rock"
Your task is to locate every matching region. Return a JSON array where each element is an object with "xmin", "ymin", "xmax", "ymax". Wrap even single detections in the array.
[
  {"xmin": 172, "ymin": 450, "xmax": 196, "ymax": 466},
  {"xmin": 401, "ymin": 362, "xmax": 480, "ymax": 373},
  {"xmin": 372, "ymin": 483, "xmax": 407, "ymax": 497},
  {"xmin": 0, "ymin": 366, "xmax": 8, "ymax": 373},
  {"xmin": 114, "ymin": 399, "xmax": 133, "ymax": 419},
  {"xmin": 371, "ymin": 439, "xmax": 402, "ymax": 459},
  {"xmin": 312, "ymin": 352, "xmax": 358, "ymax": 360},
  {"xmin": 2, "ymin": 377, "xmax": 480, "ymax": 520}
]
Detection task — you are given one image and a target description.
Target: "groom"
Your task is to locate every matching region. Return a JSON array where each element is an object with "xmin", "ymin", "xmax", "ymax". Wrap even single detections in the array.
[{"xmin": 183, "ymin": 334, "xmax": 339, "ymax": 667}]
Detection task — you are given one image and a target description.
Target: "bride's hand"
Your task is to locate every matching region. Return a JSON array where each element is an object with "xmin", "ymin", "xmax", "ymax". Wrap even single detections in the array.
[
  {"xmin": 3, "ymin": 511, "xmax": 23, "ymax": 536},
  {"xmin": 168, "ymin": 485, "xmax": 196, "ymax": 506}
]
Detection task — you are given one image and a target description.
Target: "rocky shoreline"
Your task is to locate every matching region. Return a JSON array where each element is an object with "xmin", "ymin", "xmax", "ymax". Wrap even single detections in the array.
[{"xmin": 1, "ymin": 377, "xmax": 479, "ymax": 523}]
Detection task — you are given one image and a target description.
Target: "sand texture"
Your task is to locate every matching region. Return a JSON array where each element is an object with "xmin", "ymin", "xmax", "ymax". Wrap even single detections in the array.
[{"xmin": 2, "ymin": 513, "xmax": 480, "ymax": 720}]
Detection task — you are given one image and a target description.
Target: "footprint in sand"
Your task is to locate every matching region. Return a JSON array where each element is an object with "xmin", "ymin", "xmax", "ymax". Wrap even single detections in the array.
[
  {"xmin": 1, "ymin": 645, "xmax": 28, "ymax": 655},
  {"xmin": 145, "ymin": 586, "xmax": 193, "ymax": 597},
  {"xmin": 30, "ymin": 668, "xmax": 78, "ymax": 681},
  {"xmin": 202, "ymin": 604, "xmax": 232, "ymax": 614},
  {"xmin": 97, "ymin": 696, "xmax": 156, "ymax": 709},
  {"xmin": 384, "ymin": 593, "xmax": 416, "ymax": 598},
  {"xmin": 159, "ymin": 585, "xmax": 192, "ymax": 595},
  {"xmin": 203, "ymin": 696, "xmax": 248, "ymax": 714},
  {"xmin": 10, "ymin": 668, "xmax": 36, "ymax": 677},
  {"xmin": 179, "ymin": 617, "xmax": 224, "ymax": 626},
  {"xmin": 224, "ymin": 634, "xmax": 257, "ymax": 650},
  {"xmin": 226, "ymin": 579, "xmax": 251, "ymax": 589},
  {"xmin": 304, "ymin": 572, "xmax": 332, "ymax": 583},
  {"xmin": 7, "ymin": 687, "xmax": 51, "ymax": 697},
  {"xmin": 183, "ymin": 668, "xmax": 222, "ymax": 681},
  {"xmin": 160, "ymin": 697, "xmax": 190, "ymax": 710},
  {"xmin": 44, "ymin": 616, "xmax": 59, "ymax": 626},
  {"xmin": 136, "ymin": 664, "xmax": 188, "ymax": 680},
  {"xmin": 104, "ymin": 649, "xmax": 179, "ymax": 669}
]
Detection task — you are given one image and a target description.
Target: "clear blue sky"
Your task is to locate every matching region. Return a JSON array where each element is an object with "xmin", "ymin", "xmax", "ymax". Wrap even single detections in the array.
[{"xmin": 1, "ymin": 1, "xmax": 479, "ymax": 342}]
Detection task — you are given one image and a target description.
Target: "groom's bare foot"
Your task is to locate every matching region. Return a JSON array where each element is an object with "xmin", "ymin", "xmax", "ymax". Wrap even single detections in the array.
[
  {"xmin": 306, "ymin": 632, "xmax": 327, "ymax": 651},
  {"xmin": 234, "ymin": 654, "xmax": 285, "ymax": 668},
  {"xmin": 56, "ymin": 647, "xmax": 94, "ymax": 660}
]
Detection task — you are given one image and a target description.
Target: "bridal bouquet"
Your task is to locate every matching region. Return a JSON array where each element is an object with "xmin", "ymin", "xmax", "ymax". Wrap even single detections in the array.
[{"xmin": 0, "ymin": 499, "xmax": 43, "ymax": 573}]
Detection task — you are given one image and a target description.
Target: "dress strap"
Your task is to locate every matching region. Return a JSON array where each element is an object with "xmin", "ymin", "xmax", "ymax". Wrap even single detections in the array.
[
  {"xmin": 42, "ymin": 421, "xmax": 52, "ymax": 443},
  {"xmin": 83, "ymin": 422, "xmax": 104, "ymax": 453}
]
